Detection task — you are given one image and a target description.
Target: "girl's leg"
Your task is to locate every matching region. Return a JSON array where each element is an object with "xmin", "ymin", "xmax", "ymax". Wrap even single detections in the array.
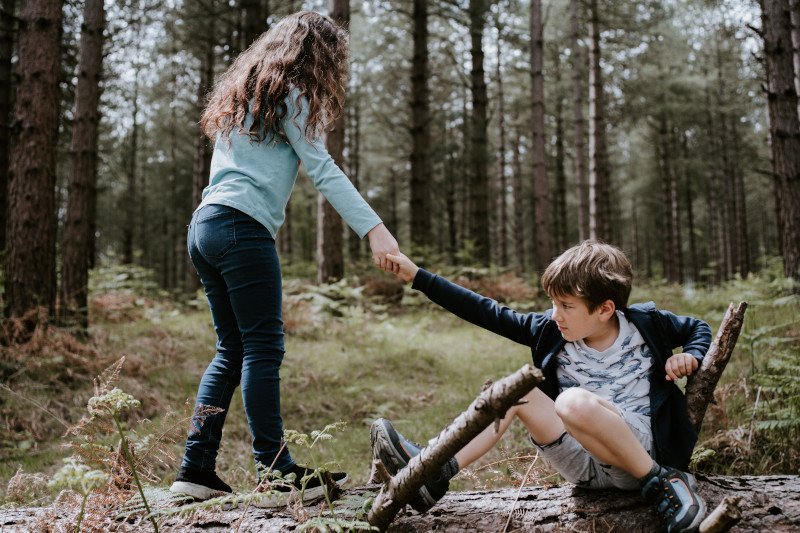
[
  {"xmin": 455, "ymin": 388, "xmax": 565, "ymax": 469},
  {"xmin": 215, "ymin": 212, "xmax": 293, "ymax": 472},
  {"xmin": 181, "ymin": 208, "xmax": 246, "ymax": 472},
  {"xmin": 554, "ymin": 387, "xmax": 653, "ymax": 478}
]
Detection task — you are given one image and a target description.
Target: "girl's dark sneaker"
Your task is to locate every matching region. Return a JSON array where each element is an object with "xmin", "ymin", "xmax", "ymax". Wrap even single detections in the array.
[
  {"xmin": 169, "ymin": 467, "xmax": 233, "ymax": 500},
  {"xmin": 252, "ymin": 464, "xmax": 349, "ymax": 508},
  {"xmin": 370, "ymin": 418, "xmax": 456, "ymax": 513},
  {"xmin": 640, "ymin": 465, "xmax": 706, "ymax": 533}
]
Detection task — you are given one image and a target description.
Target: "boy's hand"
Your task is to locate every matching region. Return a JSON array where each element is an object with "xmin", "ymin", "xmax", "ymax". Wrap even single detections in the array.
[
  {"xmin": 367, "ymin": 223, "xmax": 400, "ymax": 273},
  {"xmin": 664, "ymin": 353, "xmax": 699, "ymax": 381},
  {"xmin": 385, "ymin": 252, "xmax": 419, "ymax": 283}
]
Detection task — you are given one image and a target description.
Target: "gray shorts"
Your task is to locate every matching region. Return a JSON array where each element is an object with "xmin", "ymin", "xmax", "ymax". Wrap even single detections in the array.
[{"xmin": 531, "ymin": 412, "xmax": 654, "ymax": 490}]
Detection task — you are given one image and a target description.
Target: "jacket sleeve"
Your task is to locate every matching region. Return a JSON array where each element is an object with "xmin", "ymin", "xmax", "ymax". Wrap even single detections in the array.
[
  {"xmin": 282, "ymin": 91, "xmax": 382, "ymax": 239},
  {"xmin": 657, "ymin": 310, "xmax": 712, "ymax": 362},
  {"xmin": 412, "ymin": 268, "xmax": 548, "ymax": 347}
]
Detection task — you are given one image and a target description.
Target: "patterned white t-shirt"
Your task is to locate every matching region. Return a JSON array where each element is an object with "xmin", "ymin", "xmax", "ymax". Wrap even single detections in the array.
[{"xmin": 556, "ymin": 311, "xmax": 654, "ymax": 442}]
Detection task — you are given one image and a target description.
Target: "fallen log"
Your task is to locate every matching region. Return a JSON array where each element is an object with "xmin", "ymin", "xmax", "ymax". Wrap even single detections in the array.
[{"xmin": 2, "ymin": 475, "xmax": 796, "ymax": 532}]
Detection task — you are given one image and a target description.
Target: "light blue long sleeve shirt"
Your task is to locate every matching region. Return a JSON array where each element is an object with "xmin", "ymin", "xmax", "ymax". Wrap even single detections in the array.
[{"xmin": 197, "ymin": 90, "xmax": 382, "ymax": 239}]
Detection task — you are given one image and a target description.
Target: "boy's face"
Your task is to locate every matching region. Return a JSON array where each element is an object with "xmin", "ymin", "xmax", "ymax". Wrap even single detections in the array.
[{"xmin": 550, "ymin": 294, "xmax": 614, "ymax": 343}]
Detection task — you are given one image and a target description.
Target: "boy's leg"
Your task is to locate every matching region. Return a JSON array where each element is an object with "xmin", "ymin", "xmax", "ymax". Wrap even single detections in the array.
[
  {"xmin": 455, "ymin": 388, "xmax": 565, "ymax": 469},
  {"xmin": 553, "ymin": 388, "xmax": 706, "ymax": 533},
  {"xmin": 552, "ymin": 387, "xmax": 653, "ymax": 478}
]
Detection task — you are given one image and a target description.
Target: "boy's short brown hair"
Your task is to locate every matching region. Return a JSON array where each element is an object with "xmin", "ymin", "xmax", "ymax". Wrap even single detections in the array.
[{"xmin": 541, "ymin": 240, "xmax": 633, "ymax": 312}]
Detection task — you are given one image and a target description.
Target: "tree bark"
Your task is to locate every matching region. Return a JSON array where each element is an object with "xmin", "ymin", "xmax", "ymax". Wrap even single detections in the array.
[
  {"xmin": 587, "ymin": 0, "xmax": 610, "ymax": 242},
  {"xmin": 58, "ymin": 0, "xmax": 105, "ymax": 334},
  {"xmin": 409, "ymin": 0, "xmax": 431, "ymax": 250},
  {"xmin": 5, "ymin": 0, "xmax": 62, "ymax": 322},
  {"xmin": 529, "ymin": 0, "xmax": 551, "ymax": 270},
  {"xmin": 368, "ymin": 364, "xmax": 545, "ymax": 531},
  {"xmin": 0, "ymin": 0, "xmax": 16, "ymax": 260},
  {"xmin": 686, "ymin": 302, "xmax": 748, "ymax": 433},
  {"xmin": 570, "ymin": 0, "xmax": 589, "ymax": 242},
  {"xmin": 762, "ymin": 0, "xmax": 800, "ymax": 282},
  {"xmin": 467, "ymin": 0, "xmax": 490, "ymax": 265},
  {"xmin": 316, "ymin": 0, "xmax": 348, "ymax": 284}
]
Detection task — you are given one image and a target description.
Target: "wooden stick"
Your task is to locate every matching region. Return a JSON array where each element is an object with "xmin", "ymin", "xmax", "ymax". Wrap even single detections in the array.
[
  {"xmin": 699, "ymin": 496, "xmax": 743, "ymax": 533},
  {"xmin": 686, "ymin": 302, "xmax": 748, "ymax": 432},
  {"xmin": 367, "ymin": 363, "xmax": 544, "ymax": 531}
]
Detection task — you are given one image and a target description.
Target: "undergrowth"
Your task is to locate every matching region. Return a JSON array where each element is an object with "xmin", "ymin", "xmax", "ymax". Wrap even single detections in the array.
[{"xmin": 1, "ymin": 263, "xmax": 798, "ymax": 527}]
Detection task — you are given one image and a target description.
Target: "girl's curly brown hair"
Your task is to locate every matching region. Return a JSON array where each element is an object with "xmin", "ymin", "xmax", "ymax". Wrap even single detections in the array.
[{"xmin": 200, "ymin": 11, "xmax": 348, "ymax": 143}]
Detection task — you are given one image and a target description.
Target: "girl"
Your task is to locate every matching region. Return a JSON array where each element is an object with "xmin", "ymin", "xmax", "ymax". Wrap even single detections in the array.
[{"xmin": 170, "ymin": 11, "xmax": 399, "ymax": 506}]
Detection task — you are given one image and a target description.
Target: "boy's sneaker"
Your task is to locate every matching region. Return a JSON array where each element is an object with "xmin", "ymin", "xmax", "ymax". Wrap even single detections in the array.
[
  {"xmin": 641, "ymin": 465, "xmax": 706, "ymax": 533},
  {"xmin": 169, "ymin": 467, "xmax": 233, "ymax": 500},
  {"xmin": 252, "ymin": 464, "xmax": 349, "ymax": 508},
  {"xmin": 370, "ymin": 418, "xmax": 455, "ymax": 513}
]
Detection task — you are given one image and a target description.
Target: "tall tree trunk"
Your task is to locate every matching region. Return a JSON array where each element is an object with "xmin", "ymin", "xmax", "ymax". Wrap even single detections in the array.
[
  {"xmin": 123, "ymin": 75, "xmax": 141, "ymax": 265},
  {"xmin": 347, "ymin": 89, "xmax": 361, "ymax": 261},
  {"xmin": 669, "ymin": 128, "xmax": 683, "ymax": 282},
  {"xmin": 715, "ymin": 41, "xmax": 735, "ymax": 280},
  {"xmin": 409, "ymin": 0, "xmax": 431, "ymax": 250},
  {"xmin": 554, "ymin": 95, "xmax": 567, "ymax": 254},
  {"xmin": 187, "ymin": 5, "xmax": 216, "ymax": 291},
  {"xmin": 587, "ymin": 0, "xmax": 610, "ymax": 242},
  {"xmin": 570, "ymin": 0, "xmax": 589, "ymax": 241},
  {"xmin": 657, "ymin": 115, "xmax": 675, "ymax": 282},
  {"xmin": 446, "ymin": 153, "xmax": 457, "ymax": 263},
  {"xmin": 0, "ymin": 0, "xmax": 16, "ymax": 261},
  {"xmin": 682, "ymin": 135, "xmax": 699, "ymax": 283},
  {"xmin": 530, "ymin": 0, "xmax": 551, "ymax": 270},
  {"xmin": 762, "ymin": 0, "xmax": 800, "ymax": 282},
  {"xmin": 703, "ymin": 81, "xmax": 723, "ymax": 284},
  {"xmin": 468, "ymin": 0, "xmax": 490, "ymax": 265},
  {"xmin": 512, "ymin": 129, "xmax": 525, "ymax": 271},
  {"xmin": 495, "ymin": 16, "xmax": 508, "ymax": 266},
  {"xmin": 791, "ymin": 0, "xmax": 799, "ymax": 116},
  {"xmin": 730, "ymin": 117, "xmax": 750, "ymax": 274},
  {"xmin": 242, "ymin": 0, "xmax": 268, "ymax": 49},
  {"xmin": 316, "ymin": 0, "xmax": 348, "ymax": 284},
  {"xmin": 58, "ymin": 0, "xmax": 104, "ymax": 334},
  {"xmin": 5, "ymin": 0, "xmax": 62, "ymax": 322}
]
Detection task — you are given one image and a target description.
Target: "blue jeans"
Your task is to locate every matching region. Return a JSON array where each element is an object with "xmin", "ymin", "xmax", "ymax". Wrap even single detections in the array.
[{"xmin": 181, "ymin": 203, "xmax": 294, "ymax": 473}]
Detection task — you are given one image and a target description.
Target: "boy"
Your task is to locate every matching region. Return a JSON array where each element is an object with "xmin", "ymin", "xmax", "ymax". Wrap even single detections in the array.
[{"xmin": 372, "ymin": 241, "xmax": 710, "ymax": 533}]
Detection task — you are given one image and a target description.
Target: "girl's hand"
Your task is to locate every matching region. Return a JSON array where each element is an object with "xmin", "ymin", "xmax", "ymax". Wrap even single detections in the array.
[
  {"xmin": 367, "ymin": 223, "xmax": 400, "ymax": 272},
  {"xmin": 385, "ymin": 252, "xmax": 419, "ymax": 283},
  {"xmin": 665, "ymin": 353, "xmax": 699, "ymax": 381}
]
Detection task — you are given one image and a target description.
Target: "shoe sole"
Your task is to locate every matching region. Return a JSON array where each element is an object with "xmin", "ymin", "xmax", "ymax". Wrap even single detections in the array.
[
  {"xmin": 370, "ymin": 419, "xmax": 436, "ymax": 512},
  {"xmin": 169, "ymin": 481, "xmax": 231, "ymax": 500},
  {"xmin": 251, "ymin": 474, "xmax": 349, "ymax": 509}
]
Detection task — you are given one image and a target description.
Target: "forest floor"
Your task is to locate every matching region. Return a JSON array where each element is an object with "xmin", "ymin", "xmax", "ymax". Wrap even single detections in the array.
[{"xmin": 1, "ymin": 262, "xmax": 798, "ymax": 511}]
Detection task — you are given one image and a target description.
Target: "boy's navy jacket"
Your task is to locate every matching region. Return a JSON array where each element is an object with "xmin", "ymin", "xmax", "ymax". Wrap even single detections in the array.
[{"xmin": 412, "ymin": 268, "xmax": 712, "ymax": 471}]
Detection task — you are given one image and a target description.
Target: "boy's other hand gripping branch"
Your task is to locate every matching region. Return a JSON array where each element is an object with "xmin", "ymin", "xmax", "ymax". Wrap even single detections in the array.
[
  {"xmin": 665, "ymin": 353, "xmax": 699, "ymax": 381},
  {"xmin": 385, "ymin": 252, "xmax": 419, "ymax": 283}
]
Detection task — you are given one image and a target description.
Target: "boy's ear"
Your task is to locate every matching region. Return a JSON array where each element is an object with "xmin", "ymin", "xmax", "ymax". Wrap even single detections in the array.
[{"xmin": 598, "ymin": 299, "xmax": 616, "ymax": 320}]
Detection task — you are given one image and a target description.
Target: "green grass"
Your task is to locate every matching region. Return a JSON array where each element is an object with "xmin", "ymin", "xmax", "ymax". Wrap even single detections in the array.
[{"xmin": 1, "ymin": 267, "xmax": 798, "ymax": 505}]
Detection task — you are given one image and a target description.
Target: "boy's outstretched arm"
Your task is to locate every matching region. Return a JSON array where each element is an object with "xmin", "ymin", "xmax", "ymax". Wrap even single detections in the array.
[{"xmin": 386, "ymin": 253, "xmax": 544, "ymax": 347}]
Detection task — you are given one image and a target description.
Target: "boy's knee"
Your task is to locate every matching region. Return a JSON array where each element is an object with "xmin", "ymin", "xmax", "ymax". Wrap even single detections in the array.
[{"xmin": 554, "ymin": 388, "xmax": 599, "ymax": 427}]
